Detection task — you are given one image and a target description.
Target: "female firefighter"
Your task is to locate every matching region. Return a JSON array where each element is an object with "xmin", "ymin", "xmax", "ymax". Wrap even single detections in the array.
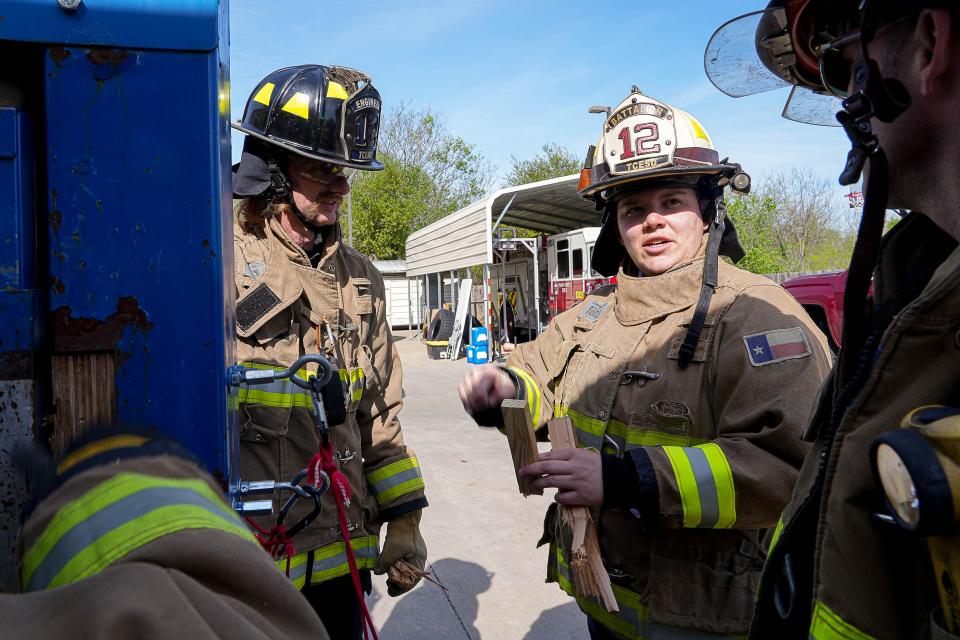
[{"xmin": 458, "ymin": 88, "xmax": 832, "ymax": 639}]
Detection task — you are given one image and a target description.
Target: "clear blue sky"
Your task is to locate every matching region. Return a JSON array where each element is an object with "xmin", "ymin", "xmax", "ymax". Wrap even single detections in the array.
[{"xmin": 229, "ymin": 0, "xmax": 854, "ymax": 199}]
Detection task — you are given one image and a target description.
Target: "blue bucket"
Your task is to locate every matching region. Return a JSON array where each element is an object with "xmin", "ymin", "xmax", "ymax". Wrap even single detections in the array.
[
  {"xmin": 474, "ymin": 346, "xmax": 489, "ymax": 364},
  {"xmin": 471, "ymin": 326, "xmax": 488, "ymax": 346}
]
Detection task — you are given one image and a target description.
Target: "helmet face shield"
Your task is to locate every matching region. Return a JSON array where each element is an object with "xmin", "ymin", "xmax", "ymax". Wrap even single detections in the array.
[
  {"xmin": 705, "ymin": 9, "xmax": 793, "ymax": 98},
  {"xmin": 705, "ymin": 7, "xmax": 844, "ymax": 126}
]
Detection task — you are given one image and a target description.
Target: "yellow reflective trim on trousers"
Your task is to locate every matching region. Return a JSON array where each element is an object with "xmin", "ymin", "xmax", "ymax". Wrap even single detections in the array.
[
  {"xmin": 810, "ymin": 601, "xmax": 876, "ymax": 640},
  {"xmin": 509, "ymin": 366, "xmax": 541, "ymax": 424},
  {"xmin": 22, "ymin": 473, "xmax": 253, "ymax": 590}
]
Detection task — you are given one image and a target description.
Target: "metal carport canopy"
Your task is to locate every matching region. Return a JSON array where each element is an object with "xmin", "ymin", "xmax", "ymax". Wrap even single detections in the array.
[{"xmin": 404, "ymin": 173, "xmax": 600, "ymax": 277}]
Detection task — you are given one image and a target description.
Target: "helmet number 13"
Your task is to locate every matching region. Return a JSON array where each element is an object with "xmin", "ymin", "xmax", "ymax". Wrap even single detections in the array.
[{"xmin": 618, "ymin": 124, "xmax": 661, "ymax": 160}]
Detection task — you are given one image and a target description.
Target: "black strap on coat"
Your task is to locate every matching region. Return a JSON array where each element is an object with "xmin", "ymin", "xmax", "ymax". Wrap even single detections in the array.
[{"xmin": 677, "ymin": 194, "xmax": 726, "ymax": 369}]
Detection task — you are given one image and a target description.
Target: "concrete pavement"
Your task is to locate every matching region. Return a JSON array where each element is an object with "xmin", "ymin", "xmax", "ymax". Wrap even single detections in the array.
[{"xmin": 367, "ymin": 334, "xmax": 588, "ymax": 640}]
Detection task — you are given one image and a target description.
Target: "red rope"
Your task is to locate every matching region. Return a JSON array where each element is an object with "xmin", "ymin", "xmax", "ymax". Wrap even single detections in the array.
[
  {"xmin": 246, "ymin": 517, "xmax": 296, "ymax": 578},
  {"xmin": 308, "ymin": 445, "xmax": 380, "ymax": 640}
]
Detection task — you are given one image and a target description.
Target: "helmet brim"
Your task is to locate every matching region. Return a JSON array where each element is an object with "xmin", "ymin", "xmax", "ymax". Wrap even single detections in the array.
[
  {"xmin": 232, "ymin": 122, "xmax": 385, "ymax": 171},
  {"xmin": 579, "ymin": 165, "xmax": 728, "ymax": 200}
]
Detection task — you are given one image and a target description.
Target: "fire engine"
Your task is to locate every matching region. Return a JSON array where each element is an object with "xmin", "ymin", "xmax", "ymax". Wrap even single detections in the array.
[{"xmin": 490, "ymin": 226, "xmax": 615, "ymax": 342}]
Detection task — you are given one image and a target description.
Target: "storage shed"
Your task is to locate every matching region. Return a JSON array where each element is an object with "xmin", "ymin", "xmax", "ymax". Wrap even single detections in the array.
[{"xmin": 372, "ymin": 259, "xmax": 424, "ymax": 329}]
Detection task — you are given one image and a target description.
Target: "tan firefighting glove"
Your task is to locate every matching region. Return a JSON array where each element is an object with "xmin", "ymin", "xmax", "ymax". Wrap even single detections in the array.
[{"xmin": 375, "ymin": 510, "xmax": 428, "ymax": 596}]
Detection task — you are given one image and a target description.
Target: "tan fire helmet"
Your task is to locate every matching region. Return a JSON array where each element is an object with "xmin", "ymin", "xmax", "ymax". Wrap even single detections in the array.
[
  {"xmin": 577, "ymin": 87, "xmax": 751, "ymax": 369},
  {"xmin": 578, "ymin": 87, "xmax": 750, "ymax": 277}
]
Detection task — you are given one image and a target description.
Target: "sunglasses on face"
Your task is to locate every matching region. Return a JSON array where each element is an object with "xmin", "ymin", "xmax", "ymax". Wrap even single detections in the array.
[{"xmin": 293, "ymin": 160, "xmax": 355, "ymax": 184}]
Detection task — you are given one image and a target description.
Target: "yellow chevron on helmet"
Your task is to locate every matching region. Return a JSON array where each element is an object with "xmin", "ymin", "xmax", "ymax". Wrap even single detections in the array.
[{"xmin": 580, "ymin": 87, "xmax": 724, "ymax": 201}]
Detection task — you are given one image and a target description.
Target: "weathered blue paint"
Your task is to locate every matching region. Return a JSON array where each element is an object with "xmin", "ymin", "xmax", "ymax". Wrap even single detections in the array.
[
  {"xmin": 0, "ymin": 0, "xmax": 220, "ymax": 52},
  {"xmin": 0, "ymin": 108, "xmax": 41, "ymax": 360},
  {"xmin": 44, "ymin": 35, "xmax": 236, "ymax": 482}
]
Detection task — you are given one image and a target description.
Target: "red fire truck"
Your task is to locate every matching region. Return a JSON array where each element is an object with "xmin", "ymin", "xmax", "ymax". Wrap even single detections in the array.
[{"xmin": 491, "ymin": 226, "xmax": 614, "ymax": 341}]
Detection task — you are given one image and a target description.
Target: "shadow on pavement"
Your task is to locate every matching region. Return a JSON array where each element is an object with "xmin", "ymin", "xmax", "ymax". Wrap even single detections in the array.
[
  {"xmin": 522, "ymin": 601, "xmax": 588, "ymax": 639},
  {"xmin": 379, "ymin": 558, "xmax": 493, "ymax": 639}
]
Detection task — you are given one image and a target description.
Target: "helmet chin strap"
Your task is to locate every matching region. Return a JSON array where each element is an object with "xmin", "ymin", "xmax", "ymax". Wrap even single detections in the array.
[
  {"xmin": 835, "ymin": 0, "xmax": 911, "ymax": 186},
  {"xmin": 832, "ymin": 0, "xmax": 910, "ymax": 383},
  {"xmin": 677, "ymin": 188, "xmax": 726, "ymax": 370},
  {"xmin": 267, "ymin": 157, "xmax": 315, "ymax": 228}
]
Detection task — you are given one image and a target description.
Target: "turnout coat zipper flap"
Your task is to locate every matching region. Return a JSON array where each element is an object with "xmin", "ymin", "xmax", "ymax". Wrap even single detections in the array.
[
  {"xmin": 504, "ymin": 251, "xmax": 831, "ymax": 637},
  {"xmin": 233, "ymin": 210, "xmax": 426, "ymax": 587}
]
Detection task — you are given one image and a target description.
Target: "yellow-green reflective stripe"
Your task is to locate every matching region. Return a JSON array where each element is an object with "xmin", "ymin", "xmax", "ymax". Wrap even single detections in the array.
[
  {"xmin": 238, "ymin": 362, "xmax": 315, "ymax": 409},
  {"xmin": 237, "ymin": 388, "xmax": 314, "ymax": 409},
  {"xmin": 553, "ymin": 406, "xmax": 604, "ymax": 450},
  {"xmin": 769, "ymin": 516, "xmax": 785, "ymax": 555},
  {"xmin": 604, "ymin": 419, "xmax": 708, "ymax": 448},
  {"xmin": 663, "ymin": 446, "xmax": 703, "ymax": 527},
  {"xmin": 351, "ymin": 368, "xmax": 365, "ymax": 402},
  {"xmin": 810, "ymin": 601, "xmax": 876, "ymax": 640},
  {"xmin": 22, "ymin": 474, "xmax": 253, "ymax": 591},
  {"xmin": 701, "ymin": 443, "xmax": 736, "ymax": 528},
  {"xmin": 338, "ymin": 368, "xmax": 365, "ymax": 403},
  {"xmin": 309, "ymin": 536, "xmax": 379, "ymax": 584},
  {"xmin": 662, "ymin": 444, "xmax": 736, "ymax": 529},
  {"xmin": 277, "ymin": 551, "xmax": 309, "ymax": 589},
  {"xmin": 509, "ymin": 366, "xmax": 541, "ymax": 424},
  {"xmin": 555, "ymin": 405, "xmax": 711, "ymax": 453},
  {"xmin": 366, "ymin": 457, "xmax": 424, "ymax": 503},
  {"xmin": 23, "ymin": 472, "xmax": 236, "ymax": 586},
  {"xmin": 552, "ymin": 547, "xmax": 656, "ymax": 639}
]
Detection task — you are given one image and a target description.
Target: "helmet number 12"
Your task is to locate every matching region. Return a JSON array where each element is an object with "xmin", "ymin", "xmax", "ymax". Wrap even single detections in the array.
[{"xmin": 617, "ymin": 123, "xmax": 661, "ymax": 160}]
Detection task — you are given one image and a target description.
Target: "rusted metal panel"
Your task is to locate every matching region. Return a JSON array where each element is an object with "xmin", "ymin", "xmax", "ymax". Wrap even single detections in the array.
[
  {"xmin": 50, "ymin": 353, "xmax": 115, "ymax": 457},
  {"xmin": 0, "ymin": 380, "xmax": 35, "ymax": 592}
]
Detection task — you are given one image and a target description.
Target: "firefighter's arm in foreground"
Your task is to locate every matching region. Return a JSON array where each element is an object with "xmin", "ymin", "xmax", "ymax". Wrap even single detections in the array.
[
  {"xmin": 356, "ymin": 271, "xmax": 428, "ymax": 594},
  {"xmin": 601, "ymin": 285, "xmax": 832, "ymax": 529},
  {"xmin": 2, "ymin": 430, "xmax": 329, "ymax": 639}
]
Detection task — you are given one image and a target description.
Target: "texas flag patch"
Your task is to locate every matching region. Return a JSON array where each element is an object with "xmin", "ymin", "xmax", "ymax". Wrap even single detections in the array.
[{"xmin": 742, "ymin": 327, "xmax": 811, "ymax": 367}]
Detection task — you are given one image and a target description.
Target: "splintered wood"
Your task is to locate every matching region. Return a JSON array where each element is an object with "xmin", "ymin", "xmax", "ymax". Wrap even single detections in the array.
[
  {"xmin": 501, "ymin": 398, "xmax": 543, "ymax": 496},
  {"xmin": 547, "ymin": 416, "xmax": 619, "ymax": 613}
]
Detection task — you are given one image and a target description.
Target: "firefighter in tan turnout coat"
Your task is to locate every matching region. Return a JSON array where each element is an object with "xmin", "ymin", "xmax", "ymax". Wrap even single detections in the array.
[
  {"xmin": 705, "ymin": 2, "xmax": 960, "ymax": 638},
  {"xmin": 231, "ymin": 65, "xmax": 427, "ymax": 637},
  {"xmin": 459, "ymin": 89, "xmax": 831, "ymax": 639}
]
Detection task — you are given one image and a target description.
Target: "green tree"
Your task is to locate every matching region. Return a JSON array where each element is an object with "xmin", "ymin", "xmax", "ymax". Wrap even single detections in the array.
[
  {"xmin": 347, "ymin": 104, "xmax": 493, "ymax": 259},
  {"xmin": 504, "ymin": 143, "xmax": 581, "ymax": 187},
  {"xmin": 725, "ymin": 193, "xmax": 786, "ymax": 274},
  {"xmin": 349, "ymin": 154, "xmax": 433, "ymax": 260},
  {"xmin": 378, "ymin": 103, "xmax": 492, "ymax": 229}
]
